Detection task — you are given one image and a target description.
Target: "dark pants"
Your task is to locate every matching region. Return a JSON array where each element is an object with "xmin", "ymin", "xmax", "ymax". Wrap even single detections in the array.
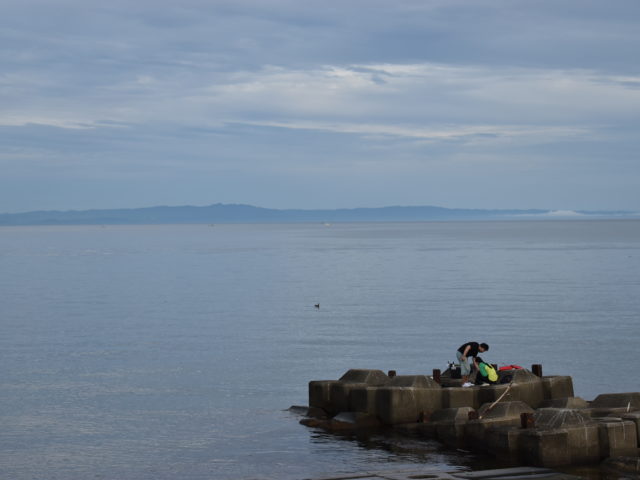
[{"xmin": 474, "ymin": 373, "xmax": 496, "ymax": 386}]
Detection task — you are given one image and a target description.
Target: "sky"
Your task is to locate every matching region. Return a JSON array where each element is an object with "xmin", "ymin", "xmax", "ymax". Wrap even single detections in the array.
[{"xmin": 1, "ymin": 0, "xmax": 640, "ymax": 213}]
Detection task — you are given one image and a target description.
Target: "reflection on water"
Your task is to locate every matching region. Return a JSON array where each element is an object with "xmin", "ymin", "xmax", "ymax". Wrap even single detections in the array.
[
  {"xmin": 304, "ymin": 416, "xmax": 506, "ymax": 472},
  {"xmin": 1, "ymin": 222, "xmax": 639, "ymax": 479}
]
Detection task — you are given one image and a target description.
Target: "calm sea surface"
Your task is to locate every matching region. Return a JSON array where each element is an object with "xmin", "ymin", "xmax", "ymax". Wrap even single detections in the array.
[{"xmin": 1, "ymin": 221, "xmax": 639, "ymax": 480}]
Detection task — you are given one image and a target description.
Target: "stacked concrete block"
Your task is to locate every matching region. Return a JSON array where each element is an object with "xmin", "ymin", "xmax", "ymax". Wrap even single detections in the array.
[
  {"xmin": 376, "ymin": 375, "xmax": 442, "ymax": 425},
  {"xmin": 474, "ymin": 370, "xmax": 545, "ymax": 411},
  {"xmin": 541, "ymin": 376, "xmax": 574, "ymax": 400},
  {"xmin": 526, "ymin": 408, "xmax": 601, "ymax": 466},
  {"xmin": 485, "ymin": 426, "xmax": 526, "ymax": 461},
  {"xmin": 465, "ymin": 401, "xmax": 534, "ymax": 451},
  {"xmin": 429, "ymin": 407, "xmax": 475, "ymax": 448},
  {"xmin": 443, "ymin": 387, "xmax": 481, "ymax": 409},
  {"xmin": 350, "ymin": 386, "xmax": 378, "ymax": 414},
  {"xmin": 539, "ymin": 397, "xmax": 588, "ymax": 409},
  {"xmin": 588, "ymin": 392, "xmax": 640, "ymax": 418},
  {"xmin": 330, "ymin": 380, "xmax": 389, "ymax": 413},
  {"xmin": 596, "ymin": 417, "xmax": 638, "ymax": 458},
  {"xmin": 518, "ymin": 428, "xmax": 572, "ymax": 467},
  {"xmin": 620, "ymin": 411, "xmax": 640, "ymax": 447},
  {"xmin": 309, "ymin": 380, "xmax": 338, "ymax": 413},
  {"xmin": 304, "ymin": 368, "xmax": 640, "ymax": 469},
  {"xmin": 308, "ymin": 369, "xmax": 390, "ymax": 415}
]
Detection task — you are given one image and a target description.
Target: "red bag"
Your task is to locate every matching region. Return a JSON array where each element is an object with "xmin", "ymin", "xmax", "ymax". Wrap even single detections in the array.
[{"xmin": 498, "ymin": 364, "xmax": 523, "ymax": 371}]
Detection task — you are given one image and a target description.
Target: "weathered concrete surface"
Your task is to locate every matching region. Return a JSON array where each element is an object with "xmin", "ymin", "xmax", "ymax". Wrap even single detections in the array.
[
  {"xmin": 430, "ymin": 407, "xmax": 475, "ymax": 448},
  {"xmin": 539, "ymin": 397, "xmax": 588, "ymax": 409},
  {"xmin": 388, "ymin": 375, "xmax": 440, "ymax": 388},
  {"xmin": 534, "ymin": 408, "xmax": 593, "ymax": 430},
  {"xmin": 532, "ymin": 409, "xmax": 601, "ymax": 465},
  {"xmin": 464, "ymin": 401, "xmax": 534, "ymax": 451},
  {"xmin": 588, "ymin": 392, "xmax": 640, "ymax": 418},
  {"xmin": 309, "ymin": 369, "xmax": 390, "ymax": 414},
  {"xmin": 518, "ymin": 429, "xmax": 572, "ymax": 467},
  {"xmin": 330, "ymin": 382, "xmax": 371, "ymax": 413},
  {"xmin": 339, "ymin": 369, "xmax": 391, "ymax": 384},
  {"xmin": 350, "ymin": 386, "xmax": 379, "ymax": 415},
  {"xmin": 309, "ymin": 380, "xmax": 340, "ymax": 413},
  {"xmin": 621, "ymin": 411, "xmax": 640, "ymax": 446},
  {"xmin": 485, "ymin": 426, "xmax": 524, "ymax": 461},
  {"xmin": 541, "ymin": 376, "xmax": 574, "ymax": 400},
  {"xmin": 595, "ymin": 417, "xmax": 638, "ymax": 459},
  {"xmin": 376, "ymin": 384, "xmax": 443, "ymax": 425},
  {"xmin": 476, "ymin": 370, "xmax": 544, "ymax": 409},
  {"xmin": 442, "ymin": 387, "xmax": 480, "ymax": 410},
  {"xmin": 303, "ymin": 369, "xmax": 640, "ymax": 470}
]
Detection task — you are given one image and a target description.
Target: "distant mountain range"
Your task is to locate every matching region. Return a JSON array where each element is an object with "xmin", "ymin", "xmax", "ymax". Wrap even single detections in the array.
[{"xmin": 0, "ymin": 204, "xmax": 637, "ymax": 226}]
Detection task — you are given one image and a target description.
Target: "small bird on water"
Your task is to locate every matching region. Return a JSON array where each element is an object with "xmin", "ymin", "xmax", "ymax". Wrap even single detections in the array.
[{"xmin": 314, "ymin": 303, "xmax": 320, "ymax": 309}]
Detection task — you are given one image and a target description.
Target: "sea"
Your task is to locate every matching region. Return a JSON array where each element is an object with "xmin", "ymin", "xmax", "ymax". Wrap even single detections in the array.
[{"xmin": 1, "ymin": 220, "xmax": 639, "ymax": 480}]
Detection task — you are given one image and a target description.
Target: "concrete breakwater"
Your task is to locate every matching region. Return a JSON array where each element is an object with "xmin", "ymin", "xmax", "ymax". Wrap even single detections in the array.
[{"xmin": 298, "ymin": 367, "xmax": 640, "ymax": 475}]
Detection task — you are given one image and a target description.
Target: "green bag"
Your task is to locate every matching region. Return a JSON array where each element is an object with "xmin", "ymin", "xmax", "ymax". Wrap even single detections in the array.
[{"xmin": 479, "ymin": 362, "xmax": 498, "ymax": 382}]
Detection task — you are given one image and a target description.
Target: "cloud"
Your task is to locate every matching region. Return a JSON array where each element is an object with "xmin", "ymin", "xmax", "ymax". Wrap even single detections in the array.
[
  {"xmin": 4, "ymin": 61, "xmax": 639, "ymax": 135},
  {"xmin": 1, "ymin": 0, "xmax": 640, "ymax": 212}
]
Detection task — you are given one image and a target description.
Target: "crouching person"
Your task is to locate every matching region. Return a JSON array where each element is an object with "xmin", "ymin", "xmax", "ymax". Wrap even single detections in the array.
[{"xmin": 474, "ymin": 357, "xmax": 498, "ymax": 385}]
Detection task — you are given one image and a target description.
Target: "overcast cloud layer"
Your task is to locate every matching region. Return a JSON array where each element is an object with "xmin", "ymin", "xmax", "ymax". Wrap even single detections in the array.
[{"xmin": 1, "ymin": 0, "xmax": 639, "ymax": 212}]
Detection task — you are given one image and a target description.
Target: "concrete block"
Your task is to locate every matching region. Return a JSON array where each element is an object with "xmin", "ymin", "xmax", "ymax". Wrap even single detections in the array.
[
  {"xmin": 443, "ymin": 387, "xmax": 480, "ymax": 409},
  {"xmin": 437, "ymin": 421, "xmax": 469, "ymax": 449},
  {"xmin": 590, "ymin": 392, "xmax": 640, "ymax": 410},
  {"xmin": 596, "ymin": 418, "xmax": 638, "ymax": 458},
  {"xmin": 476, "ymin": 383, "xmax": 543, "ymax": 410},
  {"xmin": 588, "ymin": 392, "xmax": 640, "ymax": 418},
  {"xmin": 309, "ymin": 380, "xmax": 339, "ymax": 412},
  {"xmin": 510, "ymin": 382, "xmax": 545, "ymax": 409},
  {"xmin": 330, "ymin": 382, "xmax": 368, "ymax": 412},
  {"xmin": 528, "ymin": 409, "xmax": 600, "ymax": 465},
  {"xmin": 518, "ymin": 429, "xmax": 571, "ymax": 467},
  {"xmin": 338, "ymin": 369, "xmax": 391, "ymax": 385},
  {"xmin": 389, "ymin": 375, "xmax": 440, "ymax": 388},
  {"xmin": 350, "ymin": 386, "xmax": 379, "ymax": 414},
  {"xmin": 485, "ymin": 426, "xmax": 524, "ymax": 460},
  {"xmin": 564, "ymin": 423, "xmax": 600, "ymax": 464},
  {"xmin": 533, "ymin": 408, "xmax": 592, "ymax": 429},
  {"xmin": 465, "ymin": 402, "xmax": 534, "ymax": 450},
  {"xmin": 476, "ymin": 370, "xmax": 544, "ymax": 409},
  {"xmin": 431, "ymin": 406, "xmax": 475, "ymax": 423},
  {"xmin": 540, "ymin": 397, "xmax": 588, "ymax": 409},
  {"xmin": 620, "ymin": 411, "xmax": 640, "ymax": 447},
  {"xmin": 478, "ymin": 400, "xmax": 534, "ymax": 420},
  {"xmin": 429, "ymin": 407, "xmax": 475, "ymax": 448},
  {"xmin": 376, "ymin": 386, "xmax": 443, "ymax": 425},
  {"xmin": 310, "ymin": 370, "xmax": 390, "ymax": 414},
  {"xmin": 477, "ymin": 384, "xmax": 511, "ymax": 407},
  {"xmin": 542, "ymin": 376, "xmax": 574, "ymax": 400},
  {"xmin": 498, "ymin": 368, "xmax": 539, "ymax": 384}
]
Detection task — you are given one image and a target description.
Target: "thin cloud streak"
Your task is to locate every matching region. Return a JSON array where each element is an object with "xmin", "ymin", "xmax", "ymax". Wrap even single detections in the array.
[
  {"xmin": 1, "ymin": 0, "xmax": 639, "ymax": 212},
  {"xmin": 4, "ymin": 62, "xmax": 639, "ymax": 131}
]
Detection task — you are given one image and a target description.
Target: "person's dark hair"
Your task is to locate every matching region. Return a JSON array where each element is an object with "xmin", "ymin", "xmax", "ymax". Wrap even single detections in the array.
[{"xmin": 480, "ymin": 343, "xmax": 489, "ymax": 351}]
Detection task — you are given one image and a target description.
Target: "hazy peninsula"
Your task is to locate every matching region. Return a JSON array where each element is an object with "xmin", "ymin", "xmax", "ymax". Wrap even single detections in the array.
[{"xmin": 0, "ymin": 204, "xmax": 637, "ymax": 226}]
